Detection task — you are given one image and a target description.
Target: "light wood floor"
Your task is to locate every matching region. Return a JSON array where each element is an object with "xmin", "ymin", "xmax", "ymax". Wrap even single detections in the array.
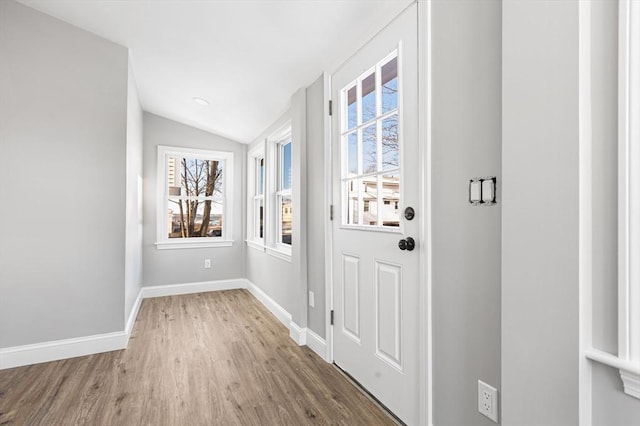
[{"xmin": 0, "ymin": 289, "xmax": 395, "ymax": 425}]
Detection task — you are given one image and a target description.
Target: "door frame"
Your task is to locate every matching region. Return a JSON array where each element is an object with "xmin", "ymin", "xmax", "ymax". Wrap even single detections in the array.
[{"xmin": 322, "ymin": 1, "xmax": 433, "ymax": 424}]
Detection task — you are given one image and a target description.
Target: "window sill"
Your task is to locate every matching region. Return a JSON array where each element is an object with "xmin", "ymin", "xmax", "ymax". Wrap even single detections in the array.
[
  {"xmin": 585, "ymin": 348, "xmax": 640, "ymax": 399},
  {"xmin": 155, "ymin": 240, "xmax": 233, "ymax": 250},
  {"xmin": 246, "ymin": 240, "xmax": 265, "ymax": 252},
  {"xmin": 265, "ymin": 246, "xmax": 292, "ymax": 263}
]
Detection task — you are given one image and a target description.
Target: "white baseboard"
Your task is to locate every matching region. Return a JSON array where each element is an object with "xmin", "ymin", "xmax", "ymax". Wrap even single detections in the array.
[
  {"xmin": 0, "ymin": 331, "xmax": 128, "ymax": 370},
  {"xmin": 287, "ymin": 322, "xmax": 328, "ymax": 360},
  {"xmin": 141, "ymin": 279, "xmax": 247, "ymax": 298},
  {"xmin": 244, "ymin": 279, "xmax": 292, "ymax": 327},
  {"xmin": 289, "ymin": 321, "xmax": 306, "ymax": 345},
  {"xmin": 0, "ymin": 278, "xmax": 328, "ymax": 370},
  {"xmin": 244, "ymin": 280, "xmax": 328, "ymax": 360},
  {"xmin": 306, "ymin": 328, "xmax": 328, "ymax": 360},
  {"xmin": 125, "ymin": 288, "xmax": 144, "ymax": 339}
]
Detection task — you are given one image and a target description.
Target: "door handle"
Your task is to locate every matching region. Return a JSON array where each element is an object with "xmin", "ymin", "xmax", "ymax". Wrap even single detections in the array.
[{"xmin": 398, "ymin": 237, "xmax": 416, "ymax": 251}]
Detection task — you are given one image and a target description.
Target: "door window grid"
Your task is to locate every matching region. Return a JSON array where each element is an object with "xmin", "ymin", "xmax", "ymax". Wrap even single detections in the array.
[{"xmin": 341, "ymin": 51, "xmax": 400, "ymax": 228}]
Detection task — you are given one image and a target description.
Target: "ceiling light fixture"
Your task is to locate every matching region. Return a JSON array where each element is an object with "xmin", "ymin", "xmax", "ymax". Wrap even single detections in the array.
[{"xmin": 192, "ymin": 97, "xmax": 210, "ymax": 106}]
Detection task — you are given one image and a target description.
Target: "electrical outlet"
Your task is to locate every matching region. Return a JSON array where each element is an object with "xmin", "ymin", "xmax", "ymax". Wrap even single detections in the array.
[
  {"xmin": 308, "ymin": 291, "xmax": 315, "ymax": 307},
  {"xmin": 478, "ymin": 380, "xmax": 498, "ymax": 423},
  {"xmin": 204, "ymin": 259, "xmax": 211, "ymax": 269}
]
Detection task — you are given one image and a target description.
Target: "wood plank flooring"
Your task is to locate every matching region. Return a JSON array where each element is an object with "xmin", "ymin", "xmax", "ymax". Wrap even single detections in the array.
[{"xmin": 0, "ymin": 289, "xmax": 395, "ymax": 425}]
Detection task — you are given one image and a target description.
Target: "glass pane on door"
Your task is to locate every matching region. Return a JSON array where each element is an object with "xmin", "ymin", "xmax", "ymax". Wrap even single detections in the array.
[{"xmin": 340, "ymin": 52, "xmax": 401, "ymax": 230}]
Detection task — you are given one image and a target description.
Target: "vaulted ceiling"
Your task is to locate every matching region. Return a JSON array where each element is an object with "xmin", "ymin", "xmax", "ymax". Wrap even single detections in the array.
[{"xmin": 18, "ymin": 0, "xmax": 412, "ymax": 142}]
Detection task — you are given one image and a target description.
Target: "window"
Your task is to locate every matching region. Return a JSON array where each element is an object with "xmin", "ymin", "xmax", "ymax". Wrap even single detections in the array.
[
  {"xmin": 156, "ymin": 146, "xmax": 233, "ymax": 249},
  {"xmin": 584, "ymin": 0, "xmax": 640, "ymax": 399},
  {"xmin": 341, "ymin": 52, "xmax": 400, "ymax": 229},
  {"xmin": 247, "ymin": 144, "xmax": 265, "ymax": 249},
  {"xmin": 246, "ymin": 124, "xmax": 293, "ymax": 260},
  {"xmin": 277, "ymin": 139, "xmax": 293, "ymax": 247},
  {"xmin": 255, "ymin": 157, "xmax": 266, "ymax": 240},
  {"xmin": 615, "ymin": 0, "xmax": 640, "ymax": 398}
]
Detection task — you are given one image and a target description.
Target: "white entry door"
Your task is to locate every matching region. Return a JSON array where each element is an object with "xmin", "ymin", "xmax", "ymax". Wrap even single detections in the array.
[{"xmin": 331, "ymin": 3, "xmax": 420, "ymax": 425}]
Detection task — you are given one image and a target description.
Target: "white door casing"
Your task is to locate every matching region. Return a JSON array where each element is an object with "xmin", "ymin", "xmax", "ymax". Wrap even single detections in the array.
[{"xmin": 331, "ymin": 4, "xmax": 420, "ymax": 424}]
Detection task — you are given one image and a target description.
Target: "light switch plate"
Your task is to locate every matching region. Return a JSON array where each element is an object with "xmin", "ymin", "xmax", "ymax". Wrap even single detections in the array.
[
  {"xmin": 469, "ymin": 176, "xmax": 497, "ymax": 206},
  {"xmin": 469, "ymin": 179, "xmax": 482, "ymax": 205},
  {"xmin": 482, "ymin": 178, "xmax": 496, "ymax": 205}
]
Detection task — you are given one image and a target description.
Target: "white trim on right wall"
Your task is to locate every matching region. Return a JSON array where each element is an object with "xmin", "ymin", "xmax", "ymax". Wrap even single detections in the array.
[
  {"xmin": 585, "ymin": 0, "xmax": 640, "ymax": 400},
  {"xmin": 417, "ymin": 0, "xmax": 433, "ymax": 425},
  {"xmin": 616, "ymin": 0, "xmax": 640, "ymax": 397},
  {"xmin": 616, "ymin": 0, "xmax": 640, "ymax": 371},
  {"xmin": 578, "ymin": 0, "xmax": 593, "ymax": 423}
]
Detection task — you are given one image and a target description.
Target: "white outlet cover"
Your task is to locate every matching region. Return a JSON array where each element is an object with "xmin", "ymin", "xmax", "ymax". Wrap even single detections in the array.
[
  {"xmin": 478, "ymin": 380, "xmax": 498, "ymax": 423},
  {"xmin": 308, "ymin": 291, "xmax": 315, "ymax": 308}
]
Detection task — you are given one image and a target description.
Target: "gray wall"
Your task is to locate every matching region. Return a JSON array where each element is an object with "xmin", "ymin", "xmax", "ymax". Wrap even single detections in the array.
[
  {"xmin": 305, "ymin": 75, "xmax": 326, "ymax": 338},
  {"xmin": 245, "ymin": 90, "xmax": 307, "ymax": 326},
  {"xmin": 590, "ymin": 1, "xmax": 640, "ymax": 424},
  {"xmin": 431, "ymin": 1, "xmax": 502, "ymax": 425},
  {"xmin": 125, "ymin": 60, "xmax": 144, "ymax": 321},
  {"xmin": 0, "ymin": 0, "xmax": 128, "ymax": 347},
  {"xmin": 291, "ymin": 88, "xmax": 308, "ymax": 328},
  {"xmin": 142, "ymin": 113, "xmax": 245, "ymax": 287},
  {"xmin": 502, "ymin": 1, "xmax": 580, "ymax": 424},
  {"xmin": 591, "ymin": 0, "xmax": 619, "ymax": 358}
]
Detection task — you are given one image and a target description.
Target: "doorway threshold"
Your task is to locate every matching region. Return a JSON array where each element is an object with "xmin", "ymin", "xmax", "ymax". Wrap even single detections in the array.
[{"xmin": 333, "ymin": 363, "xmax": 405, "ymax": 426}]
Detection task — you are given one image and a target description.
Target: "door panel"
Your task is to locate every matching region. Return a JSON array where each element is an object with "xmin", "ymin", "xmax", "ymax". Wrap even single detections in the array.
[
  {"xmin": 342, "ymin": 254, "xmax": 361, "ymax": 341},
  {"xmin": 331, "ymin": 4, "xmax": 419, "ymax": 424},
  {"xmin": 375, "ymin": 260, "xmax": 403, "ymax": 370}
]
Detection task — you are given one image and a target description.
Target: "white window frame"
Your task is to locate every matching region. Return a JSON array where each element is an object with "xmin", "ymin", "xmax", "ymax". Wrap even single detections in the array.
[
  {"xmin": 155, "ymin": 145, "xmax": 234, "ymax": 250},
  {"xmin": 585, "ymin": 0, "xmax": 640, "ymax": 399},
  {"xmin": 616, "ymin": 0, "xmax": 640, "ymax": 398},
  {"xmin": 264, "ymin": 123, "xmax": 293, "ymax": 261},
  {"xmin": 246, "ymin": 143, "xmax": 266, "ymax": 251}
]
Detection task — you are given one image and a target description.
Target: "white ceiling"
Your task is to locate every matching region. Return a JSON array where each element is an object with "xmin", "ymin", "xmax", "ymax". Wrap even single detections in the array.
[{"xmin": 17, "ymin": 0, "xmax": 412, "ymax": 143}]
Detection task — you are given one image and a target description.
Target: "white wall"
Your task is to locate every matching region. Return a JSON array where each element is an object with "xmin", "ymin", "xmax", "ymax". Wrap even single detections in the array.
[
  {"xmin": 430, "ymin": 1, "xmax": 502, "ymax": 424},
  {"xmin": 125, "ymin": 60, "xmax": 144, "ymax": 321},
  {"xmin": 502, "ymin": 1, "xmax": 580, "ymax": 424},
  {"xmin": 0, "ymin": 0, "xmax": 128, "ymax": 347},
  {"xmin": 142, "ymin": 113, "xmax": 245, "ymax": 287},
  {"xmin": 590, "ymin": 1, "xmax": 640, "ymax": 423}
]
